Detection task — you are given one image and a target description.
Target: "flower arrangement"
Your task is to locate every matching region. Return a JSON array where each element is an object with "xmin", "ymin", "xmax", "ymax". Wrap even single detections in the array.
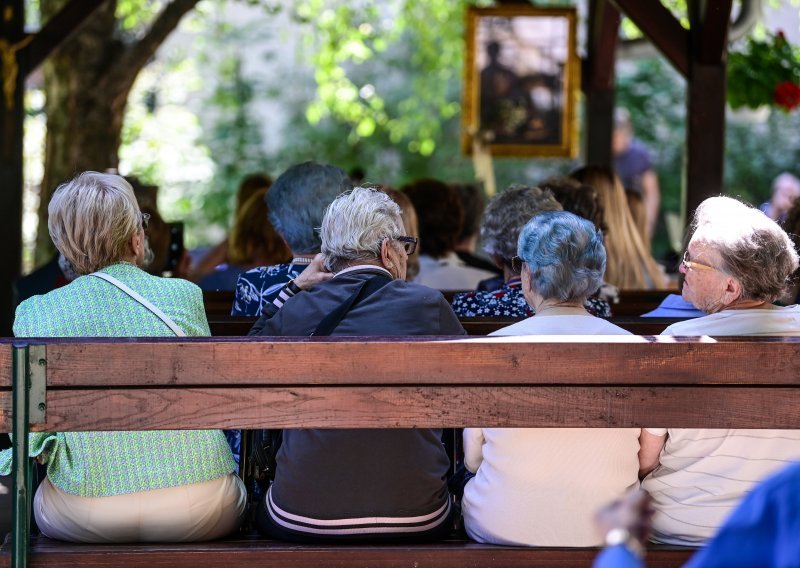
[{"xmin": 727, "ymin": 31, "xmax": 800, "ymax": 112}]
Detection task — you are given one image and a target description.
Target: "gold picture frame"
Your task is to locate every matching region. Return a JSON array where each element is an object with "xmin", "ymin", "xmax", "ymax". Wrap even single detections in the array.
[{"xmin": 462, "ymin": 5, "xmax": 579, "ymax": 157}]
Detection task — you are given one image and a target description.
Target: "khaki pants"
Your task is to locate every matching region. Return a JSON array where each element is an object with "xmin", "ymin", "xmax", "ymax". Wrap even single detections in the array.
[{"xmin": 34, "ymin": 474, "xmax": 246, "ymax": 543}]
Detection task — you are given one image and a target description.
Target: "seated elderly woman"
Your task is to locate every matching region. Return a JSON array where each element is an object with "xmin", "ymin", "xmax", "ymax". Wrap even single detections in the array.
[
  {"xmin": 639, "ymin": 196, "xmax": 800, "ymax": 546},
  {"xmin": 0, "ymin": 172, "xmax": 245, "ymax": 543},
  {"xmin": 461, "ymin": 211, "xmax": 639, "ymax": 547},
  {"xmin": 249, "ymin": 186, "xmax": 465, "ymax": 542},
  {"xmin": 452, "ymin": 184, "xmax": 611, "ymax": 318}
]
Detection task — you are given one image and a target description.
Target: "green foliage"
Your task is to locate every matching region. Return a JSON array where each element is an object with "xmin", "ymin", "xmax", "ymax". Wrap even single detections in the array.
[
  {"xmin": 727, "ymin": 31, "xmax": 800, "ymax": 110},
  {"xmin": 115, "ymin": 0, "xmax": 166, "ymax": 36}
]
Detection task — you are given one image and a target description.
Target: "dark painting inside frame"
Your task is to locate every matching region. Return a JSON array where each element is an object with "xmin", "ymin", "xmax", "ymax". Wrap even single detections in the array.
[{"xmin": 462, "ymin": 6, "xmax": 579, "ymax": 157}]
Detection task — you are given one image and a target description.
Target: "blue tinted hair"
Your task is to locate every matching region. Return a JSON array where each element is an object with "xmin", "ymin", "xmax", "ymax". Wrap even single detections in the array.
[
  {"xmin": 518, "ymin": 211, "xmax": 606, "ymax": 301},
  {"xmin": 266, "ymin": 161, "xmax": 353, "ymax": 253}
]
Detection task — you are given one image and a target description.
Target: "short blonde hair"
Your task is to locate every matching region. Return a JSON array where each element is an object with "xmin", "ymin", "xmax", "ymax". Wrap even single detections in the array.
[{"xmin": 48, "ymin": 172, "xmax": 141, "ymax": 275}]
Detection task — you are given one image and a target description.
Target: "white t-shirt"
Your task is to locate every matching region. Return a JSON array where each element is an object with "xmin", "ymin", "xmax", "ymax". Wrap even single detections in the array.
[
  {"xmin": 644, "ymin": 305, "xmax": 800, "ymax": 545},
  {"xmin": 662, "ymin": 305, "xmax": 800, "ymax": 336},
  {"xmin": 414, "ymin": 252, "xmax": 496, "ymax": 291},
  {"xmin": 489, "ymin": 313, "xmax": 634, "ymax": 336},
  {"xmin": 464, "ymin": 313, "xmax": 639, "ymax": 546}
]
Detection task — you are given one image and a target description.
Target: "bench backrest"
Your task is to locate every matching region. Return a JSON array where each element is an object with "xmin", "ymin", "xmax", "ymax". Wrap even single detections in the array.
[{"xmin": 3, "ymin": 336, "xmax": 799, "ymax": 432}]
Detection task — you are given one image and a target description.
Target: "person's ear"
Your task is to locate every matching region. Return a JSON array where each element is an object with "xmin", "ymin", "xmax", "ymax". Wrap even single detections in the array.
[
  {"xmin": 380, "ymin": 238, "xmax": 393, "ymax": 269},
  {"xmin": 129, "ymin": 229, "xmax": 144, "ymax": 258},
  {"xmin": 723, "ymin": 276, "xmax": 743, "ymax": 304}
]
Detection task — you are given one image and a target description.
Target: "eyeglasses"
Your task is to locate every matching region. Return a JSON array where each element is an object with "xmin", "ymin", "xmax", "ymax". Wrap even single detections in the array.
[
  {"xmin": 681, "ymin": 251, "xmax": 718, "ymax": 272},
  {"xmin": 394, "ymin": 236, "xmax": 418, "ymax": 255},
  {"xmin": 140, "ymin": 212, "xmax": 151, "ymax": 230},
  {"xmin": 511, "ymin": 256, "xmax": 525, "ymax": 273}
]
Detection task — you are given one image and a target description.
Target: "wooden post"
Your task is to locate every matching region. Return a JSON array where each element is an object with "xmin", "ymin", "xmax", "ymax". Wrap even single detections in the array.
[
  {"xmin": 685, "ymin": 0, "xmax": 732, "ymax": 217},
  {"xmin": 0, "ymin": 0, "xmax": 26, "ymax": 336},
  {"xmin": 584, "ymin": 0, "xmax": 620, "ymax": 166}
]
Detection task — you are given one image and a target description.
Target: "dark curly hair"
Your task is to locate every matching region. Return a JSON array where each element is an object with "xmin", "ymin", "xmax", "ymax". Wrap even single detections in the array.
[{"xmin": 403, "ymin": 179, "xmax": 464, "ymax": 259}]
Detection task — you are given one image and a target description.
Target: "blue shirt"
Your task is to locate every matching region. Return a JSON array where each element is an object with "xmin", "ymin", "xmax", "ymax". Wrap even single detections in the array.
[
  {"xmin": 231, "ymin": 262, "xmax": 310, "ymax": 316},
  {"xmin": 641, "ymin": 294, "xmax": 704, "ymax": 318}
]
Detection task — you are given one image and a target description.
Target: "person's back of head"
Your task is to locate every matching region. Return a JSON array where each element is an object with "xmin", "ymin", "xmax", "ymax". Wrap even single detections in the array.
[
  {"xmin": 236, "ymin": 173, "xmax": 272, "ymax": 216},
  {"xmin": 229, "ymin": 187, "xmax": 290, "ymax": 267},
  {"xmin": 481, "ymin": 184, "xmax": 562, "ymax": 271},
  {"xmin": 49, "ymin": 172, "xmax": 143, "ymax": 275},
  {"xmin": 267, "ymin": 161, "xmax": 353, "ymax": 255},
  {"xmin": 539, "ymin": 177, "xmax": 607, "ymax": 235},
  {"xmin": 403, "ymin": 178, "xmax": 464, "ymax": 259},
  {"xmin": 570, "ymin": 165, "xmax": 664, "ymax": 289},
  {"xmin": 624, "ymin": 188, "xmax": 649, "ymax": 246},
  {"xmin": 452, "ymin": 182, "xmax": 486, "ymax": 249}
]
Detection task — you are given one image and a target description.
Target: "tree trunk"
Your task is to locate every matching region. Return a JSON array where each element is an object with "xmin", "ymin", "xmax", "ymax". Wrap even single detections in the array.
[{"xmin": 35, "ymin": 0, "xmax": 199, "ymax": 264}]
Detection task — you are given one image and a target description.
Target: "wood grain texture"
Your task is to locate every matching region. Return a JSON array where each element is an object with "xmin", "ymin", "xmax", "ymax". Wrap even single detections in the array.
[
  {"xmin": 34, "ymin": 338, "xmax": 800, "ymax": 387},
  {"xmin": 0, "ymin": 343, "xmax": 10, "ymax": 388},
  {"xmin": 8, "ymin": 385, "xmax": 800, "ymax": 432},
  {"xmin": 0, "ymin": 536, "xmax": 696, "ymax": 568}
]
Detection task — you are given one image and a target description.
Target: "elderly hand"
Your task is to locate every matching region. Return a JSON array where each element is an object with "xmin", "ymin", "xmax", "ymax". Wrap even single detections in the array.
[
  {"xmin": 595, "ymin": 488, "xmax": 654, "ymax": 554},
  {"xmin": 294, "ymin": 253, "xmax": 334, "ymax": 291}
]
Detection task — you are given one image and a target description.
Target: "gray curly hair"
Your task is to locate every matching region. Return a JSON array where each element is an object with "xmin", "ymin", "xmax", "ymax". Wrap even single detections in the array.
[{"xmin": 481, "ymin": 184, "xmax": 562, "ymax": 266}]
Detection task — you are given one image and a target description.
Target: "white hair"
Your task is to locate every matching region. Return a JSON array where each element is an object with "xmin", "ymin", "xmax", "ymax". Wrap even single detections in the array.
[
  {"xmin": 693, "ymin": 196, "xmax": 799, "ymax": 302},
  {"xmin": 48, "ymin": 172, "xmax": 141, "ymax": 275},
  {"xmin": 320, "ymin": 186, "xmax": 404, "ymax": 272}
]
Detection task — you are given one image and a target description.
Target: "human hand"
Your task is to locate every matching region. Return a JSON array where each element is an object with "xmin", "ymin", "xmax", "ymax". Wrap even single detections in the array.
[
  {"xmin": 595, "ymin": 488, "xmax": 654, "ymax": 550},
  {"xmin": 294, "ymin": 253, "xmax": 333, "ymax": 291}
]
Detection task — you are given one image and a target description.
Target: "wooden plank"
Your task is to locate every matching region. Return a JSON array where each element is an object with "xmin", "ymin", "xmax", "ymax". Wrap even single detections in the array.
[
  {"xmin": 610, "ymin": 0, "xmax": 689, "ymax": 77},
  {"xmin": 584, "ymin": 0, "xmax": 619, "ymax": 166},
  {"xmin": 37, "ymin": 339, "xmax": 800, "ymax": 387},
  {"xmin": 0, "ymin": 536, "xmax": 697, "ymax": 568},
  {"xmin": 0, "ymin": 343, "xmax": 11, "ymax": 388},
  {"xmin": 695, "ymin": 0, "xmax": 732, "ymax": 66},
  {"xmin": 11, "ymin": 385, "xmax": 800, "ymax": 432}
]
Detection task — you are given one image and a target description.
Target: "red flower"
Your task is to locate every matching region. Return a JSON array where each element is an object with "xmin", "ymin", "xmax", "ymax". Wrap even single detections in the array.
[{"xmin": 774, "ymin": 81, "xmax": 800, "ymax": 110}]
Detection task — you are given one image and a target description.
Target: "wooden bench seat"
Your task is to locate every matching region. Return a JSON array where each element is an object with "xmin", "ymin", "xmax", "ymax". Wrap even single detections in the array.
[{"xmin": 0, "ymin": 534, "xmax": 696, "ymax": 568}]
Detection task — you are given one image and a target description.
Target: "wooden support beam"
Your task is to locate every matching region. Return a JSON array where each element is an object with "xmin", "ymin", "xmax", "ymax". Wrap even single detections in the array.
[
  {"xmin": 684, "ymin": 0, "xmax": 732, "ymax": 217},
  {"xmin": 0, "ymin": 0, "xmax": 26, "ymax": 336},
  {"xmin": 583, "ymin": 0, "xmax": 620, "ymax": 166},
  {"xmin": 611, "ymin": 0, "xmax": 689, "ymax": 78},
  {"xmin": 21, "ymin": 0, "xmax": 110, "ymax": 73}
]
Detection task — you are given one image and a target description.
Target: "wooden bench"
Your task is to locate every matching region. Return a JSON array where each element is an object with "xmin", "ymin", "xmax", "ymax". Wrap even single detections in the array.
[
  {"xmin": 206, "ymin": 315, "xmax": 688, "ymax": 336},
  {"xmin": 4, "ymin": 336, "xmax": 799, "ymax": 567}
]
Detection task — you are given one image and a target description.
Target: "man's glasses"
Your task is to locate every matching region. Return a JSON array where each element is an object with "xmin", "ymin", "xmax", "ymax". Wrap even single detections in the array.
[
  {"xmin": 511, "ymin": 256, "xmax": 525, "ymax": 273},
  {"xmin": 395, "ymin": 236, "xmax": 418, "ymax": 255},
  {"xmin": 140, "ymin": 212, "xmax": 151, "ymax": 230},
  {"xmin": 681, "ymin": 251, "xmax": 717, "ymax": 272}
]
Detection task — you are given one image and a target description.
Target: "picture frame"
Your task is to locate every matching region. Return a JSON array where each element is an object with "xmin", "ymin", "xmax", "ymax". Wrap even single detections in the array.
[{"xmin": 462, "ymin": 5, "xmax": 579, "ymax": 157}]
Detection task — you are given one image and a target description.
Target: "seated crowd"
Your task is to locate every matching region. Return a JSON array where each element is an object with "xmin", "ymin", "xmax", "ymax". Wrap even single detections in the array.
[{"xmin": 4, "ymin": 160, "xmax": 800, "ymax": 566}]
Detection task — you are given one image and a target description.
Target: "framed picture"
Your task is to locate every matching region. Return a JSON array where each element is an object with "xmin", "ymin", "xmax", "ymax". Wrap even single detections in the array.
[{"xmin": 462, "ymin": 5, "xmax": 579, "ymax": 157}]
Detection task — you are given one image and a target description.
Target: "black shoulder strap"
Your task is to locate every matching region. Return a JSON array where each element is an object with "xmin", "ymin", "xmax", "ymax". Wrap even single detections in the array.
[{"xmin": 311, "ymin": 274, "xmax": 393, "ymax": 337}]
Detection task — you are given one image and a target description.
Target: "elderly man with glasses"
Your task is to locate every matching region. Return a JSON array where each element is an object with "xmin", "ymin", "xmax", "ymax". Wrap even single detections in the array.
[{"xmin": 249, "ymin": 186, "xmax": 465, "ymax": 543}]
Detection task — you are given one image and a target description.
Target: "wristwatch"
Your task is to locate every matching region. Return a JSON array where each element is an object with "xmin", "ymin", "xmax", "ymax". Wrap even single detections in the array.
[{"xmin": 604, "ymin": 528, "xmax": 645, "ymax": 559}]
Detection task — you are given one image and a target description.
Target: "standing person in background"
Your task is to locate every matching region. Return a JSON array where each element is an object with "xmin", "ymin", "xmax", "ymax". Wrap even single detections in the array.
[
  {"xmin": 404, "ymin": 179, "xmax": 496, "ymax": 290},
  {"xmin": 613, "ymin": 108, "xmax": 660, "ymax": 239},
  {"xmin": 232, "ymin": 162, "xmax": 351, "ymax": 316},
  {"xmin": 571, "ymin": 166, "xmax": 667, "ymax": 290},
  {"xmin": 760, "ymin": 172, "xmax": 800, "ymax": 223}
]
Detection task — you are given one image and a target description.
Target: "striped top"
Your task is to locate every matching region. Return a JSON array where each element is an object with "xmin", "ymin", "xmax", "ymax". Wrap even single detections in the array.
[
  {"xmin": 644, "ymin": 305, "xmax": 800, "ymax": 545},
  {"xmin": 0, "ymin": 262, "xmax": 236, "ymax": 497}
]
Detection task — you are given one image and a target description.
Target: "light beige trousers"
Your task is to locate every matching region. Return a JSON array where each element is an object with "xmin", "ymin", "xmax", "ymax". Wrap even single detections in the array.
[{"xmin": 34, "ymin": 474, "xmax": 246, "ymax": 543}]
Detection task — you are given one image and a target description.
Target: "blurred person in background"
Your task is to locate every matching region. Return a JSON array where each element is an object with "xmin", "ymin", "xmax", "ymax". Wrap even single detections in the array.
[
  {"xmin": 404, "ymin": 178, "xmax": 496, "ymax": 290},
  {"xmin": 571, "ymin": 166, "xmax": 667, "ymax": 290},
  {"xmin": 760, "ymin": 172, "xmax": 800, "ymax": 223}
]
